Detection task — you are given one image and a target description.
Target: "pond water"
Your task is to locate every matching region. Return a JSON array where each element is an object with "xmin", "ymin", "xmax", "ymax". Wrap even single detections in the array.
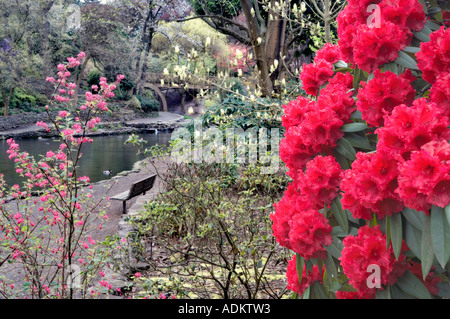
[{"xmin": 0, "ymin": 132, "xmax": 172, "ymax": 187}]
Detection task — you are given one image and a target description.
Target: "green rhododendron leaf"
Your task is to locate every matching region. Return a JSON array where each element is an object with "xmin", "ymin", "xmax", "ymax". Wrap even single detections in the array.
[
  {"xmin": 331, "ymin": 196, "xmax": 349, "ymax": 234},
  {"xmin": 430, "ymin": 205, "xmax": 450, "ymax": 269},
  {"xmin": 335, "ymin": 137, "xmax": 356, "ymax": 161},
  {"xmin": 402, "ymin": 207, "xmax": 425, "ymax": 230},
  {"xmin": 395, "ymin": 269, "xmax": 432, "ymax": 299},
  {"xmin": 395, "ymin": 51, "xmax": 419, "ymax": 70},
  {"xmin": 340, "ymin": 123, "xmax": 369, "ymax": 133},
  {"xmin": 390, "ymin": 213, "xmax": 403, "ymax": 260},
  {"xmin": 404, "ymin": 220, "xmax": 422, "ymax": 259},
  {"xmin": 421, "ymin": 215, "xmax": 435, "ymax": 280}
]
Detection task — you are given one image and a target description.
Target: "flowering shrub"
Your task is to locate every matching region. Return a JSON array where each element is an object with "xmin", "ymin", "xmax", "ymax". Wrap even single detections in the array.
[
  {"xmin": 275, "ymin": 0, "xmax": 450, "ymax": 299},
  {"xmin": 0, "ymin": 53, "xmax": 125, "ymax": 298}
]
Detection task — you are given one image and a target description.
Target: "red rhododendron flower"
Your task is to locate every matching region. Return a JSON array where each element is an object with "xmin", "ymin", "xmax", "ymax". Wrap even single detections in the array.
[
  {"xmin": 281, "ymin": 96, "xmax": 316, "ymax": 130},
  {"xmin": 279, "ymin": 126, "xmax": 316, "ymax": 180},
  {"xmin": 396, "ymin": 139, "xmax": 450, "ymax": 213},
  {"xmin": 298, "ymin": 155, "xmax": 343, "ymax": 208},
  {"xmin": 357, "ymin": 69, "xmax": 416, "ymax": 126},
  {"xmin": 296, "ymin": 108, "xmax": 344, "ymax": 154},
  {"xmin": 317, "ymin": 72, "xmax": 356, "ymax": 122},
  {"xmin": 340, "ymin": 225, "xmax": 406, "ymax": 295},
  {"xmin": 314, "ymin": 43, "xmax": 341, "ymax": 64},
  {"xmin": 288, "ymin": 208, "xmax": 333, "ymax": 260},
  {"xmin": 430, "ymin": 71, "xmax": 450, "ymax": 119},
  {"xmin": 417, "ymin": 26, "xmax": 450, "ymax": 84},
  {"xmin": 280, "ymin": 107, "xmax": 344, "ymax": 180},
  {"xmin": 380, "ymin": 0, "xmax": 426, "ymax": 32},
  {"xmin": 271, "ymin": 182, "xmax": 311, "ymax": 250},
  {"xmin": 352, "ymin": 21, "xmax": 409, "ymax": 73},
  {"xmin": 286, "ymin": 254, "xmax": 324, "ymax": 296},
  {"xmin": 300, "ymin": 59, "xmax": 334, "ymax": 96},
  {"xmin": 376, "ymin": 98, "xmax": 449, "ymax": 161},
  {"xmin": 341, "ymin": 150, "xmax": 404, "ymax": 220},
  {"xmin": 337, "ymin": 0, "xmax": 425, "ymax": 73}
]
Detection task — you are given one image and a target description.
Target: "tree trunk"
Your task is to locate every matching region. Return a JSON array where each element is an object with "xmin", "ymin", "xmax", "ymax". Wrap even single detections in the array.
[
  {"xmin": 2, "ymin": 86, "xmax": 14, "ymax": 117},
  {"xmin": 323, "ymin": 0, "xmax": 332, "ymax": 43},
  {"xmin": 239, "ymin": 0, "xmax": 273, "ymax": 97},
  {"xmin": 137, "ymin": 28, "xmax": 155, "ymax": 96},
  {"xmin": 264, "ymin": 0, "xmax": 287, "ymax": 86}
]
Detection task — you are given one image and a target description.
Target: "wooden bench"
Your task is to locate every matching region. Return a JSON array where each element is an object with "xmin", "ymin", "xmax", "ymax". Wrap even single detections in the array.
[{"xmin": 111, "ymin": 175, "xmax": 157, "ymax": 213}]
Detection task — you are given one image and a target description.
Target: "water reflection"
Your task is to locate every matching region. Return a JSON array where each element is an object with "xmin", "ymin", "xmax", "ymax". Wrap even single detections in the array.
[{"xmin": 0, "ymin": 132, "xmax": 172, "ymax": 186}]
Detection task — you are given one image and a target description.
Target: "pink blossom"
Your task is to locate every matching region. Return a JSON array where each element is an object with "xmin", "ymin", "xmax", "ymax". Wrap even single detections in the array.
[
  {"xmin": 46, "ymin": 151, "xmax": 55, "ymax": 158},
  {"xmin": 58, "ymin": 111, "xmax": 69, "ymax": 118},
  {"xmin": 46, "ymin": 77, "xmax": 56, "ymax": 83}
]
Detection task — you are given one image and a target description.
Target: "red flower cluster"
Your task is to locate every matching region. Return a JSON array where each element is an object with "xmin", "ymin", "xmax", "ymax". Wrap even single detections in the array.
[
  {"xmin": 337, "ymin": 0, "xmax": 426, "ymax": 72},
  {"xmin": 339, "ymin": 225, "xmax": 407, "ymax": 298},
  {"xmin": 289, "ymin": 209, "xmax": 333, "ymax": 260},
  {"xmin": 397, "ymin": 140, "xmax": 450, "ymax": 212},
  {"xmin": 430, "ymin": 71, "xmax": 450, "ymax": 119},
  {"xmin": 300, "ymin": 59, "xmax": 334, "ymax": 96},
  {"xmin": 271, "ymin": 182, "xmax": 307, "ymax": 251},
  {"xmin": 271, "ymin": 182, "xmax": 334, "ymax": 260},
  {"xmin": 279, "ymin": 98, "xmax": 344, "ymax": 180},
  {"xmin": 317, "ymin": 72, "xmax": 356, "ymax": 123},
  {"xmin": 417, "ymin": 26, "xmax": 450, "ymax": 84},
  {"xmin": 286, "ymin": 254, "xmax": 324, "ymax": 295},
  {"xmin": 281, "ymin": 96, "xmax": 316, "ymax": 130},
  {"xmin": 298, "ymin": 156, "xmax": 343, "ymax": 209},
  {"xmin": 376, "ymin": 98, "xmax": 449, "ymax": 161},
  {"xmin": 314, "ymin": 43, "xmax": 341, "ymax": 64},
  {"xmin": 341, "ymin": 151, "xmax": 404, "ymax": 220},
  {"xmin": 356, "ymin": 69, "xmax": 416, "ymax": 126}
]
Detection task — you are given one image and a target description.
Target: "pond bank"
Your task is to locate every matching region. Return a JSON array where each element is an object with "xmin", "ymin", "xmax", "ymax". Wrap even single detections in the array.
[{"xmin": 0, "ymin": 111, "xmax": 189, "ymax": 139}]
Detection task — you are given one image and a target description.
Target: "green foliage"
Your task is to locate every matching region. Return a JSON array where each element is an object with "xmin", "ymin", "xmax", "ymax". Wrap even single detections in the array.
[
  {"xmin": 189, "ymin": 0, "xmax": 241, "ymax": 19},
  {"xmin": 193, "ymin": 94, "xmax": 284, "ymax": 132},
  {"xmin": 2, "ymin": 88, "xmax": 47, "ymax": 113},
  {"xmin": 136, "ymin": 94, "xmax": 159, "ymax": 113},
  {"xmin": 87, "ymin": 68, "xmax": 102, "ymax": 88},
  {"xmin": 129, "ymin": 153, "xmax": 290, "ymax": 298}
]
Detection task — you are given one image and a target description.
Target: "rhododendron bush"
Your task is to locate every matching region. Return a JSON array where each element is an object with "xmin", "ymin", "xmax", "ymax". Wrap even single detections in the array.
[
  {"xmin": 0, "ymin": 53, "xmax": 125, "ymax": 298},
  {"xmin": 274, "ymin": 0, "xmax": 450, "ymax": 299}
]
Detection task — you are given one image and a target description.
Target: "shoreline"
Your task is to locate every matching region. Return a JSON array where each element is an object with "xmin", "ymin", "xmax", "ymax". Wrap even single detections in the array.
[{"xmin": 0, "ymin": 111, "xmax": 189, "ymax": 140}]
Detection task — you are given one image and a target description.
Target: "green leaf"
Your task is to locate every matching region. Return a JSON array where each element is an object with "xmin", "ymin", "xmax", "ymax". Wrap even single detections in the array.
[
  {"xmin": 335, "ymin": 137, "xmax": 357, "ymax": 161},
  {"xmin": 445, "ymin": 204, "xmax": 450, "ymax": 228},
  {"xmin": 430, "ymin": 205, "xmax": 450, "ymax": 268},
  {"xmin": 403, "ymin": 46, "xmax": 421, "ymax": 54},
  {"xmin": 332, "ymin": 148, "xmax": 350, "ymax": 170},
  {"xmin": 436, "ymin": 283, "xmax": 450, "ymax": 298},
  {"xmin": 312, "ymin": 282, "xmax": 329, "ymax": 299},
  {"xmin": 421, "ymin": 215, "xmax": 435, "ymax": 280},
  {"xmin": 325, "ymin": 237, "xmax": 343, "ymax": 259},
  {"xmin": 350, "ymin": 110, "xmax": 363, "ymax": 120},
  {"xmin": 402, "ymin": 207, "xmax": 425, "ymax": 230},
  {"xmin": 296, "ymin": 253, "xmax": 304, "ymax": 287},
  {"xmin": 324, "ymin": 252, "xmax": 338, "ymax": 287},
  {"xmin": 395, "ymin": 51, "xmax": 419, "ymax": 70},
  {"xmin": 340, "ymin": 123, "xmax": 369, "ymax": 133},
  {"xmin": 404, "ymin": 219, "xmax": 422, "ymax": 259},
  {"xmin": 413, "ymin": 29, "xmax": 431, "ymax": 42},
  {"xmin": 395, "ymin": 269, "xmax": 432, "ymax": 299},
  {"xmin": 425, "ymin": 20, "xmax": 441, "ymax": 31},
  {"xmin": 331, "ymin": 196, "xmax": 349, "ymax": 234},
  {"xmin": 390, "ymin": 213, "xmax": 403, "ymax": 260},
  {"xmin": 390, "ymin": 283, "xmax": 415, "ymax": 299},
  {"xmin": 376, "ymin": 286, "xmax": 391, "ymax": 299}
]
